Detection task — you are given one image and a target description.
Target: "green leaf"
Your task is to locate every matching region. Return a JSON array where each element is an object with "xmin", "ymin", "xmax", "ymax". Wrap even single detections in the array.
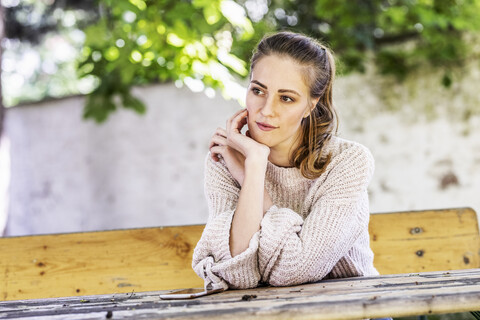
[
  {"xmin": 217, "ymin": 50, "xmax": 248, "ymax": 76},
  {"xmin": 121, "ymin": 92, "xmax": 147, "ymax": 114},
  {"xmin": 83, "ymin": 92, "xmax": 117, "ymax": 123},
  {"xmin": 84, "ymin": 20, "xmax": 110, "ymax": 48},
  {"xmin": 441, "ymin": 73, "xmax": 452, "ymax": 88},
  {"xmin": 129, "ymin": 0, "xmax": 146, "ymax": 11},
  {"xmin": 204, "ymin": 3, "xmax": 221, "ymax": 25}
]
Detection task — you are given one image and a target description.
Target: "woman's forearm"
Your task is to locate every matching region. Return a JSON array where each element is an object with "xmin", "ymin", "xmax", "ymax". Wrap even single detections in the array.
[{"xmin": 230, "ymin": 157, "xmax": 267, "ymax": 257}]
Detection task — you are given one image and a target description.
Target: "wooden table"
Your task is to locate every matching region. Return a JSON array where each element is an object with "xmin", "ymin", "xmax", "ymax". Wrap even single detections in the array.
[{"xmin": 1, "ymin": 269, "xmax": 479, "ymax": 320}]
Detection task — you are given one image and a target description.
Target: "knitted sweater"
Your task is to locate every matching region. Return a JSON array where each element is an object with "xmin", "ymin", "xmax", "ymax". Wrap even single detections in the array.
[{"xmin": 192, "ymin": 135, "xmax": 379, "ymax": 290}]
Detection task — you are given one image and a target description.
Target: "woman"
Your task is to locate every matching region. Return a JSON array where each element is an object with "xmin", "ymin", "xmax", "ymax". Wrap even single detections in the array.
[{"xmin": 192, "ymin": 31, "xmax": 379, "ymax": 293}]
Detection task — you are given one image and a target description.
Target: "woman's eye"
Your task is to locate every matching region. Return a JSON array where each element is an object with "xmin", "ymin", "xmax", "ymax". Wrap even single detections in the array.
[
  {"xmin": 252, "ymin": 87, "xmax": 264, "ymax": 95},
  {"xmin": 281, "ymin": 95, "xmax": 294, "ymax": 102}
]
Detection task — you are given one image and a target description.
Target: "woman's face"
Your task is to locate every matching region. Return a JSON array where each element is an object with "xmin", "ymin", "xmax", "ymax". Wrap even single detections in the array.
[{"xmin": 246, "ymin": 54, "xmax": 318, "ymax": 154}]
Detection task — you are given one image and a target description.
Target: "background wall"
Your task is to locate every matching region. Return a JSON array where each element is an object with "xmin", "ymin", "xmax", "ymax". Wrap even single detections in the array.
[{"xmin": 1, "ymin": 61, "xmax": 479, "ymax": 236}]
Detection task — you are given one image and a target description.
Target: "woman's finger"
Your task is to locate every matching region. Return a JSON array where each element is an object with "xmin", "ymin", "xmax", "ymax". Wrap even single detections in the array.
[
  {"xmin": 210, "ymin": 145, "xmax": 226, "ymax": 162},
  {"xmin": 227, "ymin": 109, "xmax": 248, "ymax": 133},
  {"xmin": 226, "ymin": 109, "xmax": 247, "ymax": 131},
  {"xmin": 209, "ymin": 127, "xmax": 228, "ymax": 149},
  {"xmin": 209, "ymin": 134, "xmax": 228, "ymax": 149},
  {"xmin": 214, "ymin": 127, "xmax": 227, "ymax": 137}
]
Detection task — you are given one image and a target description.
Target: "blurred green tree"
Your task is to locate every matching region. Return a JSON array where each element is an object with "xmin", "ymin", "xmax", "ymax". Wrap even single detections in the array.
[
  {"xmin": 255, "ymin": 0, "xmax": 480, "ymax": 76},
  {"xmin": 79, "ymin": 0, "xmax": 270, "ymax": 122},
  {"xmin": 2, "ymin": 0, "xmax": 98, "ymax": 109},
  {"xmin": 4, "ymin": 0, "xmax": 480, "ymax": 122},
  {"xmin": 81, "ymin": 0, "xmax": 480, "ymax": 122}
]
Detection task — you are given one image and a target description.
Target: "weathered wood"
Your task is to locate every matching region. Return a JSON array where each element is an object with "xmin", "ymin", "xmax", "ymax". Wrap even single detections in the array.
[
  {"xmin": 1, "ymin": 207, "xmax": 479, "ymax": 301},
  {"xmin": 0, "ymin": 226, "xmax": 204, "ymax": 301},
  {"xmin": 1, "ymin": 269, "xmax": 479, "ymax": 320},
  {"xmin": 369, "ymin": 207, "xmax": 480, "ymax": 274}
]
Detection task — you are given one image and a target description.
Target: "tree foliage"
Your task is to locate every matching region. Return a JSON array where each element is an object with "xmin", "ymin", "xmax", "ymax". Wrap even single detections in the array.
[
  {"xmin": 79, "ymin": 0, "xmax": 270, "ymax": 122},
  {"xmin": 2, "ymin": 0, "xmax": 98, "ymax": 107},
  {"xmin": 4, "ymin": 0, "xmax": 97, "ymax": 44},
  {"xmin": 262, "ymin": 0, "xmax": 480, "ymax": 76},
  {"xmin": 4, "ymin": 0, "xmax": 480, "ymax": 121}
]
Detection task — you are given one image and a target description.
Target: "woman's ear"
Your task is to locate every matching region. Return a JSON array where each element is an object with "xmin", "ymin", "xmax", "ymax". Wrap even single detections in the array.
[{"xmin": 303, "ymin": 97, "xmax": 320, "ymax": 118}]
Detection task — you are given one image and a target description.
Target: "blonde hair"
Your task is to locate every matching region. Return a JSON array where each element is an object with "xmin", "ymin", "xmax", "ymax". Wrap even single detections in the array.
[{"xmin": 250, "ymin": 31, "xmax": 338, "ymax": 179}]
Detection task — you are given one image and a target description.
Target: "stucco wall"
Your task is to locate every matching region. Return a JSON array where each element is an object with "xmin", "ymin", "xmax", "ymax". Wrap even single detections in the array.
[
  {"xmin": 2, "ymin": 85, "xmax": 239, "ymax": 235},
  {"xmin": 1, "ymin": 61, "xmax": 479, "ymax": 236}
]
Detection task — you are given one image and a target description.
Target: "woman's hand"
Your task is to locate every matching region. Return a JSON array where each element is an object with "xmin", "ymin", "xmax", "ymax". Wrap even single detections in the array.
[
  {"xmin": 210, "ymin": 127, "xmax": 247, "ymax": 186},
  {"xmin": 226, "ymin": 109, "xmax": 270, "ymax": 160},
  {"xmin": 209, "ymin": 109, "xmax": 270, "ymax": 186}
]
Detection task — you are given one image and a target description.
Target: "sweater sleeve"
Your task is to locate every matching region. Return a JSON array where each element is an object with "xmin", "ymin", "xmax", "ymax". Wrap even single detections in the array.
[
  {"xmin": 191, "ymin": 154, "xmax": 261, "ymax": 290},
  {"xmin": 258, "ymin": 144, "xmax": 375, "ymax": 286}
]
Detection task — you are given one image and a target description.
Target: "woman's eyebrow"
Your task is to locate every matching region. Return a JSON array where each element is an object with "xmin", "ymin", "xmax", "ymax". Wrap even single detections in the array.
[
  {"xmin": 278, "ymin": 89, "xmax": 300, "ymax": 96},
  {"xmin": 251, "ymin": 80, "xmax": 300, "ymax": 96},
  {"xmin": 251, "ymin": 80, "xmax": 267, "ymax": 89}
]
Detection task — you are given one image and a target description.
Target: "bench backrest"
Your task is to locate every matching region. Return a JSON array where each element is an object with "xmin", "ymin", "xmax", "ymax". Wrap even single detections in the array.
[
  {"xmin": 368, "ymin": 207, "xmax": 479, "ymax": 273},
  {"xmin": 1, "ymin": 207, "xmax": 479, "ymax": 301}
]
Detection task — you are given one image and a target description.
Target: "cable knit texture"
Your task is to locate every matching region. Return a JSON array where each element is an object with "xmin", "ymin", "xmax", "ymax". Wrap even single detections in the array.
[{"xmin": 192, "ymin": 136, "xmax": 379, "ymax": 290}]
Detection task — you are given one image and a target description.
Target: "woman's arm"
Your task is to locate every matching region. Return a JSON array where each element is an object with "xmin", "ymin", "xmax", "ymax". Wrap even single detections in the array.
[
  {"xmin": 209, "ymin": 109, "xmax": 272, "ymax": 257},
  {"xmin": 192, "ymin": 154, "xmax": 261, "ymax": 290},
  {"xmin": 229, "ymin": 155, "xmax": 269, "ymax": 257},
  {"xmin": 192, "ymin": 109, "xmax": 271, "ymax": 289},
  {"xmin": 258, "ymin": 143, "xmax": 375, "ymax": 286}
]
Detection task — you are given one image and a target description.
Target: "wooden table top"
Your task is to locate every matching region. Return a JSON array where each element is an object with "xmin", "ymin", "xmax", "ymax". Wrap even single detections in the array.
[{"xmin": 1, "ymin": 268, "xmax": 480, "ymax": 320}]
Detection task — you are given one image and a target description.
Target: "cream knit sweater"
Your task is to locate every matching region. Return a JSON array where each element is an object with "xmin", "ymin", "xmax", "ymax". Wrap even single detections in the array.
[{"xmin": 192, "ymin": 135, "xmax": 379, "ymax": 291}]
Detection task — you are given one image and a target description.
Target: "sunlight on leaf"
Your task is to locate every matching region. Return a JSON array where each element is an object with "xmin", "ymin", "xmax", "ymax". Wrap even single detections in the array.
[
  {"xmin": 130, "ymin": 50, "xmax": 142, "ymax": 63},
  {"xmin": 167, "ymin": 33, "xmax": 185, "ymax": 47},
  {"xmin": 204, "ymin": 3, "xmax": 221, "ymax": 25},
  {"xmin": 184, "ymin": 77, "xmax": 205, "ymax": 92},
  {"xmin": 220, "ymin": 0, "xmax": 254, "ymax": 39},
  {"xmin": 156, "ymin": 25, "xmax": 166, "ymax": 34},
  {"xmin": 128, "ymin": 0, "xmax": 146, "ymax": 11},
  {"xmin": 144, "ymin": 51, "xmax": 155, "ymax": 61},
  {"xmin": 105, "ymin": 47, "xmax": 120, "ymax": 61},
  {"xmin": 192, "ymin": 60, "xmax": 210, "ymax": 75},
  {"xmin": 217, "ymin": 49, "xmax": 248, "ymax": 76}
]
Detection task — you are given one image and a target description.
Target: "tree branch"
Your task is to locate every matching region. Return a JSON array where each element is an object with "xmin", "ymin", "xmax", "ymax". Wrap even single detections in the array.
[{"xmin": 374, "ymin": 31, "xmax": 421, "ymax": 46}]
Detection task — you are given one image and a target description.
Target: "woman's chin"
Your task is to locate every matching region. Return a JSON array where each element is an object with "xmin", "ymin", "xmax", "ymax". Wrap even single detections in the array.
[{"xmin": 250, "ymin": 133, "xmax": 273, "ymax": 147}]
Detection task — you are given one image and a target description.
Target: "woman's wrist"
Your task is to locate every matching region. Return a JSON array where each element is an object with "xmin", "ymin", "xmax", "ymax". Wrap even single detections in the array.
[
  {"xmin": 244, "ymin": 156, "xmax": 268, "ymax": 172},
  {"xmin": 244, "ymin": 146, "xmax": 269, "ymax": 167}
]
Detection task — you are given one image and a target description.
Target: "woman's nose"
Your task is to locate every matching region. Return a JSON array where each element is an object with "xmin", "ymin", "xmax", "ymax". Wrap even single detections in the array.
[{"xmin": 260, "ymin": 97, "xmax": 276, "ymax": 117}]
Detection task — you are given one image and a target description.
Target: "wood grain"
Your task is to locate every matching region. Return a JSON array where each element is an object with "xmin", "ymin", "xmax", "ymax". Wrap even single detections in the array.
[
  {"xmin": 1, "ymin": 207, "xmax": 479, "ymax": 301},
  {"xmin": 0, "ymin": 226, "xmax": 204, "ymax": 301},
  {"xmin": 369, "ymin": 207, "xmax": 480, "ymax": 274},
  {"xmin": 1, "ymin": 269, "xmax": 479, "ymax": 319}
]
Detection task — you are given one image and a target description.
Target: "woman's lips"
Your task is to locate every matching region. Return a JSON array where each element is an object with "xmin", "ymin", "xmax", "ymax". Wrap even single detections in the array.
[{"xmin": 256, "ymin": 122, "xmax": 277, "ymax": 131}]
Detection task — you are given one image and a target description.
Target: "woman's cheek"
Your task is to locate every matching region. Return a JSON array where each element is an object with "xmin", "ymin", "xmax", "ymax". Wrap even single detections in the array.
[
  {"xmin": 246, "ymin": 94, "xmax": 263, "ymax": 114},
  {"xmin": 245, "ymin": 94, "xmax": 254, "ymax": 112}
]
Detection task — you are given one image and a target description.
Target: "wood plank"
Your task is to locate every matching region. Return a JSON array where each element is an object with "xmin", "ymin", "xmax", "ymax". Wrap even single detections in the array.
[
  {"xmin": 1, "ymin": 269, "xmax": 479, "ymax": 320},
  {"xmin": 1, "ymin": 207, "xmax": 478, "ymax": 301},
  {"xmin": 0, "ymin": 226, "xmax": 205, "ymax": 301},
  {"xmin": 369, "ymin": 207, "xmax": 480, "ymax": 274}
]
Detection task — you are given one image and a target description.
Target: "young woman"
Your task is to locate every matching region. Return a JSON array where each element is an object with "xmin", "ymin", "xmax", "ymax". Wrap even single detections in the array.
[{"xmin": 192, "ymin": 31, "xmax": 379, "ymax": 294}]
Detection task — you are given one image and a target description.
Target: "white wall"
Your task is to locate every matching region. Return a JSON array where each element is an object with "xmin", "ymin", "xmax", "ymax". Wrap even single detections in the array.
[
  {"xmin": 2, "ymin": 85, "xmax": 239, "ymax": 236},
  {"xmin": 1, "ymin": 61, "xmax": 479, "ymax": 236}
]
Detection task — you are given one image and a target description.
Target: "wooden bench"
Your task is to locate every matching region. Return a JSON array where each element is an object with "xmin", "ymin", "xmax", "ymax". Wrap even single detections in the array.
[{"xmin": 1, "ymin": 207, "xmax": 479, "ymax": 303}]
